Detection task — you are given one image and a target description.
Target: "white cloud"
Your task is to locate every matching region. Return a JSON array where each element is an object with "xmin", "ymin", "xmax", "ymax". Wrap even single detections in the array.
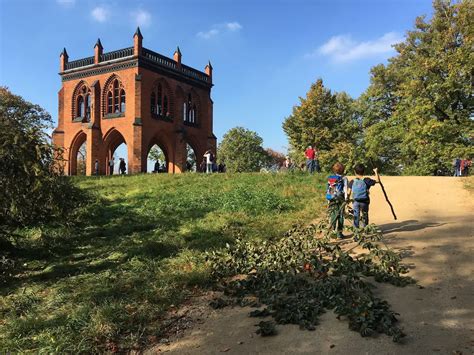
[
  {"xmin": 91, "ymin": 6, "xmax": 109, "ymax": 23},
  {"xmin": 131, "ymin": 9, "xmax": 152, "ymax": 27},
  {"xmin": 197, "ymin": 21, "xmax": 242, "ymax": 39},
  {"xmin": 225, "ymin": 22, "xmax": 242, "ymax": 31},
  {"xmin": 56, "ymin": 0, "xmax": 75, "ymax": 5},
  {"xmin": 310, "ymin": 32, "xmax": 403, "ymax": 63}
]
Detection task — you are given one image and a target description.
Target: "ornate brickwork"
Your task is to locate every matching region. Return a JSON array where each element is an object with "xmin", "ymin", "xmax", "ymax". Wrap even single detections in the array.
[{"xmin": 52, "ymin": 28, "xmax": 216, "ymax": 176}]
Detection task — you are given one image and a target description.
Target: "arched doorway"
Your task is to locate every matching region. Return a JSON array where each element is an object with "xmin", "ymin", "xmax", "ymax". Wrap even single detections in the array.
[
  {"xmin": 69, "ymin": 131, "xmax": 87, "ymax": 175},
  {"xmin": 103, "ymin": 129, "xmax": 127, "ymax": 175},
  {"xmin": 147, "ymin": 144, "xmax": 168, "ymax": 173}
]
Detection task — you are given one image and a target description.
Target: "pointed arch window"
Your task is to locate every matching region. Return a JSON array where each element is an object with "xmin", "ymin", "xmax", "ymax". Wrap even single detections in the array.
[
  {"xmin": 105, "ymin": 78, "xmax": 125, "ymax": 117},
  {"xmin": 73, "ymin": 84, "xmax": 91, "ymax": 122},
  {"xmin": 151, "ymin": 82, "xmax": 172, "ymax": 120},
  {"xmin": 184, "ymin": 93, "xmax": 198, "ymax": 125},
  {"xmin": 151, "ymin": 92, "xmax": 156, "ymax": 114}
]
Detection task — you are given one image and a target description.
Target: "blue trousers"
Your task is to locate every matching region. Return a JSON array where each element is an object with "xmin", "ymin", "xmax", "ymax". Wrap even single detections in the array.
[
  {"xmin": 353, "ymin": 201, "xmax": 369, "ymax": 228},
  {"xmin": 306, "ymin": 159, "xmax": 315, "ymax": 174}
]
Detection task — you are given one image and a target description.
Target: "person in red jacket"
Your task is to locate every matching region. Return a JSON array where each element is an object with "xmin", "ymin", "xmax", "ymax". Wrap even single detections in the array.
[{"xmin": 305, "ymin": 145, "xmax": 316, "ymax": 174}]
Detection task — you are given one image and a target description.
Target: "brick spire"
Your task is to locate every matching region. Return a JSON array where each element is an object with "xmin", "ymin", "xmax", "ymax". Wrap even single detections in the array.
[{"xmin": 133, "ymin": 27, "xmax": 143, "ymax": 56}]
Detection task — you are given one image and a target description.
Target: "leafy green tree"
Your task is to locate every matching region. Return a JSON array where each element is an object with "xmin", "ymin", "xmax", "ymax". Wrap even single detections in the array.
[
  {"xmin": 0, "ymin": 87, "xmax": 83, "ymax": 247},
  {"xmin": 360, "ymin": 0, "xmax": 474, "ymax": 175},
  {"xmin": 218, "ymin": 127, "xmax": 268, "ymax": 172},
  {"xmin": 148, "ymin": 145, "xmax": 165, "ymax": 163},
  {"xmin": 283, "ymin": 79, "xmax": 360, "ymax": 171}
]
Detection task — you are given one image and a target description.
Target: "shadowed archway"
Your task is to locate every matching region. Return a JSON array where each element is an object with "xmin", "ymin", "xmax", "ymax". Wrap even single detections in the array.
[
  {"xmin": 69, "ymin": 131, "xmax": 87, "ymax": 175},
  {"xmin": 103, "ymin": 128, "xmax": 127, "ymax": 175}
]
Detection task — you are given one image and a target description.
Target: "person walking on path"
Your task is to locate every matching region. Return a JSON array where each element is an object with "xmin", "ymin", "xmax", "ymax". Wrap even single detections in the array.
[
  {"xmin": 109, "ymin": 157, "xmax": 115, "ymax": 175},
  {"xmin": 305, "ymin": 145, "xmax": 316, "ymax": 174},
  {"xmin": 119, "ymin": 158, "xmax": 126, "ymax": 175},
  {"xmin": 203, "ymin": 150, "xmax": 213, "ymax": 174},
  {"xmin": 347, "ymin": 164, "xmax": 380, "ymax": 229}
]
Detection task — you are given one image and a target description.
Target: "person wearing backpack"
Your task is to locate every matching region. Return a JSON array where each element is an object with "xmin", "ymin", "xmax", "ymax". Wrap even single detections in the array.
[
  {"xmin": 348, "ymin": 164, "xmax": 380, "ymax": 228},
  {"xmin": 326, "ymin": 162, "xmax": 348, "ymax": 239}
]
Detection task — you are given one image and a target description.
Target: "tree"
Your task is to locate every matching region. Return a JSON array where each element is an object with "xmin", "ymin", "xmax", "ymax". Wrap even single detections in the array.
[
  {"xmin": 265, "ymin": 148, "xmax": 286, "ymax": 168},
  {"xmin": 360, "ymin": 0, "xmax": 474, "ymax": 175},
  {"xmin": 0, "ymin": 87, "xmax": 83, "ymax": 247},
  {"xmin": 148, "ymin": 145, "xmax": 165, "ymax": 163},
  {"xmin": 218, "ymin": 127, "xmax": 268, "ymax": 172},
  {"xmin": 283, "ymin": 79, "xmax": 360, "ymax": 171}
]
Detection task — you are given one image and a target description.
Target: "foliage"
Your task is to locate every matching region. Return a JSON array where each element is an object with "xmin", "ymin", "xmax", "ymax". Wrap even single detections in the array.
[
  {"xmin": 0, "ymin": 87, "xmax": 84, "ymax": 245},
  {"xmin": 359, "ymin": 0, "xmax": 474, "ymax": 175},
  {"xmin": 207, "ymin": 203, "xmax": 414, "ymax": 342},
  {"xmin": 283, "ymin": 79, "xmax": 360, "ymax": 171},
  {"xmin": 218, "ymin": 127, "xmax": 269, "ymax": 172},
  {"xmin": 283, "ymin": 1, "xmax": 473, "ymax": 175},
  {"xmin": 0, "ymin": 173, "xmax": 326, "ymax": 353},
  {"xmin": 265, "ymin": 148, "xmax": 286, "ymax": 168},
  {"xmin": 148, "ymin": 145, "xmax": 165, "ymax": 164}
]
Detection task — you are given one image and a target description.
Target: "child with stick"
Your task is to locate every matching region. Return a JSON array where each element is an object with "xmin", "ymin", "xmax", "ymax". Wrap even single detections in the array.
[
  {"xmin": 326, "ymin": 162, "xmax": 348, "ymax": 238},
  {"xmin": 347, "ymin": 164, "xmax": 380, "ymax": 228}
]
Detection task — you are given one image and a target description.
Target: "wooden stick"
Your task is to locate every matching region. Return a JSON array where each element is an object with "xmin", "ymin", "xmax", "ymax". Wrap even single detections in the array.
[{"xmin": 370, "ymin": 159, "xmax": 397, "ymax": 220}]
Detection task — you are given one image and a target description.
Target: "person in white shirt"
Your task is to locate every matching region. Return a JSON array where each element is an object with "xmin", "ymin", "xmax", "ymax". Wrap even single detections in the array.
[{"xmin": 203, "ymin": 150, "xmax": 213, "ymax": 174}]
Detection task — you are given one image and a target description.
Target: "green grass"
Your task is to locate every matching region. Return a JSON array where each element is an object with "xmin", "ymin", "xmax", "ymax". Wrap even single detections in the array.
[{"xmin": 1, "ymin": 172, "xmax": 326, "ymax": 352}]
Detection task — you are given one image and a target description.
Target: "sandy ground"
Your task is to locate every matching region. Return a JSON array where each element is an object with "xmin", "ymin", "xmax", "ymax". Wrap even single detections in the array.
[{"xmin": 148, "ymin": 177, "xmax": 474, "ymax": 355}]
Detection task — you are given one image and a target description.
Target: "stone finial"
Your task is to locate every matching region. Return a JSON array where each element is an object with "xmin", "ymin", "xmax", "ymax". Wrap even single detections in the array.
[
  {"xmin": 94, "ymin": 38, "xmax": 103, "ymax": 64},
  {"xmin": 60, "ymin": 47, "xmax": 69, "ymax": 72},
  {"xmin": 205, "ymin": 60, "xmax": 213, "ymax": 82},
  {"xmin": 133, "ymin": 27, "xmax": 143, "ymax": 56},
  {"xmin": 173, "ymin": 46, "xmax": 182, "ymax": 68}
]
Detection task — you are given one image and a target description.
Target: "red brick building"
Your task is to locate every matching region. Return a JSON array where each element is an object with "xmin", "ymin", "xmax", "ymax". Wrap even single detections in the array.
[{"xmin": 52, "ymin": 27, "xmax": 215, "ymax": 175}]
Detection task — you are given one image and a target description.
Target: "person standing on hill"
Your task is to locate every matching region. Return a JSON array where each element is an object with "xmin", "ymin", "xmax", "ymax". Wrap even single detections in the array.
[
  {"xmin": 305, "ymin": 145, "xmax": 316, "ymax": 174},
  {"xmin": 347, "ymin": 164, "xmax": 380, "ymax": 229},
  {"xmin": 314, "ymin": 147, "xmax": 321, "ymax": 173},
  {"xmin": 203, "ymin": 150, "xmax": 213, "ymax": 174},
  {"xmin": 109, "ymin": 157, "xmax": 115, "ymax": 175},
  {"xmin": 119, "ymin": 158, "xmax": 126, "ymax": 175}
]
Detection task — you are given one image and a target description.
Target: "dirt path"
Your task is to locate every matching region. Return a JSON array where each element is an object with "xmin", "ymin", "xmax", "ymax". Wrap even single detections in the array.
[{"xmin": 149, "ymin": 177, "xmax": 474, "ymax": 355}]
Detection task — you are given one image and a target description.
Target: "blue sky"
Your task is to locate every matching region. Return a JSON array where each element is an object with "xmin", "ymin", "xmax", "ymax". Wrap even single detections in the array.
[{"xmin": 0, "ymin": 0, "xmax": 434, "ymax": 153}]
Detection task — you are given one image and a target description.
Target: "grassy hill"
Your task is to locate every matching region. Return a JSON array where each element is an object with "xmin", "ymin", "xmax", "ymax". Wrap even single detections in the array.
[{"xmin": 1, "ymin": 172, "xmax": 326, "ymax": 352}]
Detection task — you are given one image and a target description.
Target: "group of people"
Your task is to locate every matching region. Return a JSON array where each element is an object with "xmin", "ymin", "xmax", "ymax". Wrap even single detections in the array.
[
  {"xmin": 453, "ymin": 158, "xmax": 471, "ymax": 177},
  {"xmin": 153, "ymin": 161, "xmax": 167, "ymax": 173},
  {"xmin": 326, "ymin": 162, "xmax": 380, "ymax": 239},
  {"xmin": 199, "ymin": 150, "xmax": 226, "ymax": 173},
  {"xmin": 93, "ymin": 157, "xmax": 127, "ymax": 176},
  {"xmin": 305, "ymin": 145, "xmax": 321, "ymax": 173}
]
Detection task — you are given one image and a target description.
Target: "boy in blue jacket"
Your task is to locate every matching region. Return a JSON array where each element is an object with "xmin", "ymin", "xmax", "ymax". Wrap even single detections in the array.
[
  {"xmin": 326, "ymin": 162, "xmax": 348, "ymax": 238},
  {"xmin": 348, "ymin": 164, "xmax": 380, "ymax": 228}
]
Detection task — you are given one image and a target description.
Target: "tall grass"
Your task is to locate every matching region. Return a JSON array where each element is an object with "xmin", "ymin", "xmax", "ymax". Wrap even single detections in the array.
[{"xmin": 1, "ymin": 172, "xmax": 325, "ymax": 352}]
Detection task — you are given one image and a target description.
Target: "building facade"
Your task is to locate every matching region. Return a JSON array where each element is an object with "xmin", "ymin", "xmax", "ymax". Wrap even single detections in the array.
[{"xmin": 52, "ymin": 28, "xmax": 215, "ymax": 175}]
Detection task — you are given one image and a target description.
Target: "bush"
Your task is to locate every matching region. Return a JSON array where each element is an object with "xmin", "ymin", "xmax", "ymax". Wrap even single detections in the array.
[{"xmin": 0, "ymin": 87, "xmax": 84, "ymax": 247}]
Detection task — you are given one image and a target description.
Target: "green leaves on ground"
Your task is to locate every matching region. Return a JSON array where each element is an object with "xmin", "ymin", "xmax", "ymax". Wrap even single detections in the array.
[{"xmin": 207, "ymin": 214, "xmax": 414, "ymax": 342}]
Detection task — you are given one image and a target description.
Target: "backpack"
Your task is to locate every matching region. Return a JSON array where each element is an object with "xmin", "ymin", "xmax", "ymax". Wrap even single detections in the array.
[
  {"xmin": 326, "ymin": 175, "xmax": 344, "ymax": 201},
  {"xmin": 209, "ymin": 153, "xmax": 214, "ymax": 162},
  {"xmin": 352, "ymin": 178, "xmax": 368, "ymax": 201}
]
